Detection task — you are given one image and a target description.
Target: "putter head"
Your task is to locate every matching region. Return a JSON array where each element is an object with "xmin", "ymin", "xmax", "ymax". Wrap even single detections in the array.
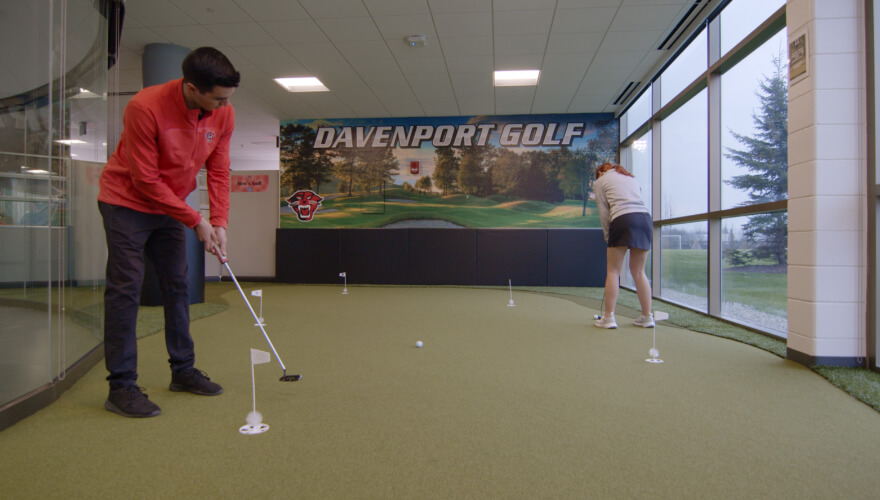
[{"xmin": 280, "ymin": 373, "xmax": 302, "ymax": 382}]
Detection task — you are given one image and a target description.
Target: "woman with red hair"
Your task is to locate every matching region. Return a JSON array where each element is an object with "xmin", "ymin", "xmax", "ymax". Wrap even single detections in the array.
[{"xmin": 592, "ymin": 163, "xmax": 654, "ymax": 328}]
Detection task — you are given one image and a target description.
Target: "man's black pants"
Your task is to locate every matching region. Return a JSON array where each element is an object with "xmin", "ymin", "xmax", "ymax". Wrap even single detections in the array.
[{"xmin": 99, "ymin": 202, "xmax": 195, "ymax": 389}]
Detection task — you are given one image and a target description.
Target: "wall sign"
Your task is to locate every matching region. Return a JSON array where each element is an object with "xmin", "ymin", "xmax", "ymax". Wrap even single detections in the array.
[
  {"xmin": 231, "ymin": 174, "xmax": 269, "ymax": 193},
  {"xmin": 279, "ymin": 114, "xmax": 618, "ymax": 228}
]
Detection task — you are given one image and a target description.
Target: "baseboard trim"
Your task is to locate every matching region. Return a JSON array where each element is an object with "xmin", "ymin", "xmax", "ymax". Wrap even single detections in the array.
[
  {"xmin": 0, "ymin": 344, "xmax": 104, "ymax": 432},
  {"xmin": 786, "ymin": 348, "xmax": 862, "ymax": 368}
]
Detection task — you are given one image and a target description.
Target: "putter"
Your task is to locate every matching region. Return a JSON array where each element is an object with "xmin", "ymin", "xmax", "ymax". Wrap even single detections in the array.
[{"xmin": 214, "ymin": 245, "xmax": 301, "ymax": 382}]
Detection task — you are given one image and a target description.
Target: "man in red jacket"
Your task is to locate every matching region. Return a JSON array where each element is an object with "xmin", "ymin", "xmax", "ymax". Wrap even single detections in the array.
[{"xmin": 98, "ymin": 47, "xmax": 239, "ymax": 418}]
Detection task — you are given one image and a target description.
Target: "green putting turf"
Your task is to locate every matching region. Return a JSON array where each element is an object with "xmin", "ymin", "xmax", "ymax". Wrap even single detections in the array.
[{"xmin": 3, "ymin": 284, "xmax": 880, "ymax": 498}]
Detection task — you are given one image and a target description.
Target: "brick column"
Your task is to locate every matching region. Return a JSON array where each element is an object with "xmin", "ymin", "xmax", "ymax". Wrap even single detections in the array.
[{"xmin": 786, "ymin": 0, "xmax": 867, "ymax": 366}]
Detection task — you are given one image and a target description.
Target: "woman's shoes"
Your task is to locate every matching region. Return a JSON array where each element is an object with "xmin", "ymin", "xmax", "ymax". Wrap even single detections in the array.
[
  {"xmin": 633, "ymin": 313, "xmax": 655, "ymax": 327},
  {"xmin": 593, "ymin": 313, "xmax": 617, "ymax": 329}
]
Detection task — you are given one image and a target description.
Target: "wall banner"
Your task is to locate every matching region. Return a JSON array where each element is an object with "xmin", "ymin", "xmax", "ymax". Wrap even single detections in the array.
[{"xmin": 280, "ymin": 113, "xmax": 618, "ymax": 229}]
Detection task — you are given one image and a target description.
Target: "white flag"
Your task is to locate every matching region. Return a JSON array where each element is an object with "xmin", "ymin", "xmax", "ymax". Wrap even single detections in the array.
[
  {"xmin": 654, "ymin": 311, "xmax": 669, "ymax": 321},
  {"xmin": 251, "ymin": 348, "xmax": 271, "ymax": 365},
  {"xmin": 251, "ymin": 289, "xmax": 262, "ymax": 297},
  {"xmin": 339, "ymin": 272, "xmax": 346, "ymax": 278}
]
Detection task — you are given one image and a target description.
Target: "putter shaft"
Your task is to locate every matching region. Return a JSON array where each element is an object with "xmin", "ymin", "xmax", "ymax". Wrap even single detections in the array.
[{"xmin": 220, "ymin": 258, "xmax": 287, "ymax": 373}]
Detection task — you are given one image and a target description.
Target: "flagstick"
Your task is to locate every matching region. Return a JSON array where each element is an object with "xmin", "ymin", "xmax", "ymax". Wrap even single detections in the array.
[
  {"xmin": 251, "ymin": 351, "xmax": 257, "ymax": 415},
  {"xmin": 507, "ymin": 278, "xmax": 515, "ymax": 307}
]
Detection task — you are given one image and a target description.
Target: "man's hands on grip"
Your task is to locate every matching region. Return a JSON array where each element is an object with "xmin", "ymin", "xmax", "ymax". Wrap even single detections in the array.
[{"xmin": 194, "ymin": 218, "xmax": 227, "ymax": 257}]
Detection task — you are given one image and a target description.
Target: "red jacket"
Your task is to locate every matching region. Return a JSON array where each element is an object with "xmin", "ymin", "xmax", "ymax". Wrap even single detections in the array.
[{"xmin": 98, "ymin": 78, "xmax": 234, "ymax": 228}]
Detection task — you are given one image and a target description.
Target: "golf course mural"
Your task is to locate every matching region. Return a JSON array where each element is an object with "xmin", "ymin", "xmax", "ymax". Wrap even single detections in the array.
[{"xmin": 280, "ymin": 114, "xmax": 618, "ymax": 229}]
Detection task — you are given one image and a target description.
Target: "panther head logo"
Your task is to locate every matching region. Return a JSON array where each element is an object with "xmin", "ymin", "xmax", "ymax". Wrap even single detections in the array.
[{"xmin": 286, "ymin": 190, "xmax": 324, "ymax": 222}]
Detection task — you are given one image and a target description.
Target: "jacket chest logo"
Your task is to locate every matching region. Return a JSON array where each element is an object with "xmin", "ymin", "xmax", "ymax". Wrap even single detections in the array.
[{"xmin": 205, "ymin": 131, "xmax": 216, "ymax": 143}]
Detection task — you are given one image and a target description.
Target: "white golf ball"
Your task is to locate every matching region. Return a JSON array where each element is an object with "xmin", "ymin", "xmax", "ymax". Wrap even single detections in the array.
[
  {"xmin": 416, "ymin": 341, "xmax": 423, "ymax": 348},
  {"xmin": 649, "ymin": 348, "xmax": 659, "ymax": 358}
]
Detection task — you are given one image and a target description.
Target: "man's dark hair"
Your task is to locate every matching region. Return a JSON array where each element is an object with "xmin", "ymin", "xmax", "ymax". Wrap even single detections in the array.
[{"xmin": 182, "ymin": 47, "xmax": 241, "ymax": 92}]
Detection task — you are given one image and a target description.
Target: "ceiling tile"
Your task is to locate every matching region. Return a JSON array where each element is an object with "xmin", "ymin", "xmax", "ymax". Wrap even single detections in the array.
[
  {"xmin": 433, "ymin": 12, "xmax": 492, "ymax": 37},
  {"xmin": 494, "ymin": 53, "xmax": 543, "ymax": 70},
  {"xmin": 600, "ymin": 30, "xmax": 666, "ymax": 51},
  {"xmin": 150, "ymin": 25, "xmax": 225, "ymax": 49},
  {"xmin": 364, "ymin": 0, "xmax": 431, "ymax": 17},
  {"xmin": 552, "ymin": 7, "xmax": 618, "ymax": 33},
  {"xmin": 373, "ymin": 14, "xmax": 437, "ymax": 41},
  {"xmin": 445, "ymin": 54, "xmax": 494, "ymax": 73},
  {"xmin": 335, "ymin": 40, "xmax": 395, "ymax": 62},
  {"xmin": 168, "ymin": 0, "xmax": 251, "ymax": 24},
  {"xmin": 439, "ymin": 36, "xmax": 493, "ymax": 57},
  {"xmin": 205, "ymin": 23, "xmax": 276, "ymax": 46},
  {"xmin": 494, "ymin": 0, "xmax": 557, "ymax": 10},
  {"xmin": 397, "ymin": 57, "xmax": 450, "ymax": 75},
  {"xmin": 387, "ymin": 42, "xmax": 444, "ymax": 60},
  {"xmin": 495, "ymin": 86, "xmax": 536, "ymax": 115},
  {"xmin": 494, "ymin": 34, "xmax": 548, "ymax": 55},
  {"xmin": 428, "ymin": 0, "xmax": 491, "ymax": 14},
  {"xmin": 546, "ymin": 32, "xmax": 606, "ymax": 54},
  {"xmin": 234, "ymin": 0, "xmax": 310, "ymax": 21},
  {"xmin": 298, "ymin": 0, "xmax": 370, "ymax": 19},
  {"xmin": 542, "ymin": 52, "xmax": 594, "ymax": 74},
  {"xmin": 285, "ymin": 43, "xmax": 347, "ymax": 65},
  {"xmin": 610, "ymin": 5, "xmax": 685, "ymax": 32},
  {"xmin": 125, "ymin": 0, "xmax": 195, "ymax": 28},
  {"xmin": 317, "ymin": 18, "xmax": 383, "ymax": 42},
  {"xmin": 260, "ymin": 20, "xmax": 328, "ymax": 45},
  {"xmin": 494, "ymin": 10, "xmax": 554, "ymax": 36}
]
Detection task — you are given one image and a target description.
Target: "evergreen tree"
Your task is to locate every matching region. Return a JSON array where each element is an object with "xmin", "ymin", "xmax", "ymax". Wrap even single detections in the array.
[
  {"xmin": 279, "ymin": 123, "xmax": 333, "ymax": 195},
  {"xmin": 724, "ymin": 55, "xmax": 789, "ymax": 265},
  {"xmin": 432, "ymin": 146, "xmax": 459, "ymax": 195}
]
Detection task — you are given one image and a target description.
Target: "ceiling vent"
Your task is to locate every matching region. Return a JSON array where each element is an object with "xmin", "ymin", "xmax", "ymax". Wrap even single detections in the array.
[
  {"xmin": 657, "ymin": 0, "xmax": 710, "ymax": 51},
  {"xmin": 613, "ymin": 81, "xmax": 640, "ymax": 106}
]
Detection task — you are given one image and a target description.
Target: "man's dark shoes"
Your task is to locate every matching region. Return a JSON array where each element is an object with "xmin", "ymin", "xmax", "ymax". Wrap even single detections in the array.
[
  {"xmin": 105, "ymin": 385, "xmax": 161, "ymax": 418},
  {"xmin": 169, "ymin": 368, "xmax": 223, "ymax": 396}
]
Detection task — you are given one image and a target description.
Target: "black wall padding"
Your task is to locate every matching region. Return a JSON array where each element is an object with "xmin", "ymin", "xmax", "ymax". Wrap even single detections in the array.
[
  {"xmin": 407, "ymin": 229, "xmax": 477, "ymax": 285},
  {"xmin": 276, "ymin": 229, "xmax": 341, "ymax": 284},
  {"xmin": 276, "ymin": 228, "xmax": 607, "ymax": 287},
  {"xmin": 476, "ymin": 230, "xmax": 548, "ymax": 286},
  {"xmin": 548, "ymin": 229, "xmax": 607, "ymax": 286},
  {"xmin": 341, "ymin": 229, "xmax": 408, "ymax": 285}
]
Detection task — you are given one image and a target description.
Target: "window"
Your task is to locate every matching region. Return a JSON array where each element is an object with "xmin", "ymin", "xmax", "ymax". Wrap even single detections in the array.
[
  {"xmin": 660, "ymin": 221, "xmax": 708, "ymax": 311},
  {"xmin": 720, "ymin": 0, "xmax": 786, "ymax": 56},
  {"xmin": 721, "ymin": 214, "xmax": 788, "ymax": 335},
  {"xmin": 625, "ymin": 87, "xmax": 652, "ymax": 138},
  {"xmin": 660, "ymin": 89, "xmax": 708, "ymax": 219},
  {"xmin": 660, "ymin": 29, "xmax": 707, "ymax": 106},
  {"xmin": 721, "ymin": 30, "xmax": 788, "ymax": 210}
]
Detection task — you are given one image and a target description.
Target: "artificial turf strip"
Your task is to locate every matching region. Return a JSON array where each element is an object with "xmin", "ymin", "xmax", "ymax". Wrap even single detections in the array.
[{"xmin": 814, "ymin": 367, "xmax": 880, "ymax": 413}]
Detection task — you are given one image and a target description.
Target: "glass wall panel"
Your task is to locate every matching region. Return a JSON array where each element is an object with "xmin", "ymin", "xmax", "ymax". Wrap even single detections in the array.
[
  {"xmin": 721, "ymin": 214, "xmax": 788, "ymax": 335},
  {"xmin": 660, "ymin": 89, "xmax": 708, "ymax": 219},
  {"xmin": 660, "ymin": 29, "xmax": 707, "ymax": 106},
  {"xmin": 0, "ymin": 0, "xmax": 107, "ymax": 407},
  {"xmin": 720, "ymin": 0, "xmax": 786, "ymax": 56},
  {"xmin": 622, "ymin": 130, "xmax": 653, "ymax": 289},
  {"xmin": 721, "ymin": 29, "xmax": 788, "ymax": 210},
  {"xmin": 660, "ymin": 221, "xmax": 708, "ymax": 311}
]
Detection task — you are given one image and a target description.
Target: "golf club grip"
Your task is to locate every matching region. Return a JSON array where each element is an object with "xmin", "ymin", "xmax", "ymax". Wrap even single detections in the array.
[{"xmin": 211, "ymin": 243, "xmax": 229, "ymax": 263}]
